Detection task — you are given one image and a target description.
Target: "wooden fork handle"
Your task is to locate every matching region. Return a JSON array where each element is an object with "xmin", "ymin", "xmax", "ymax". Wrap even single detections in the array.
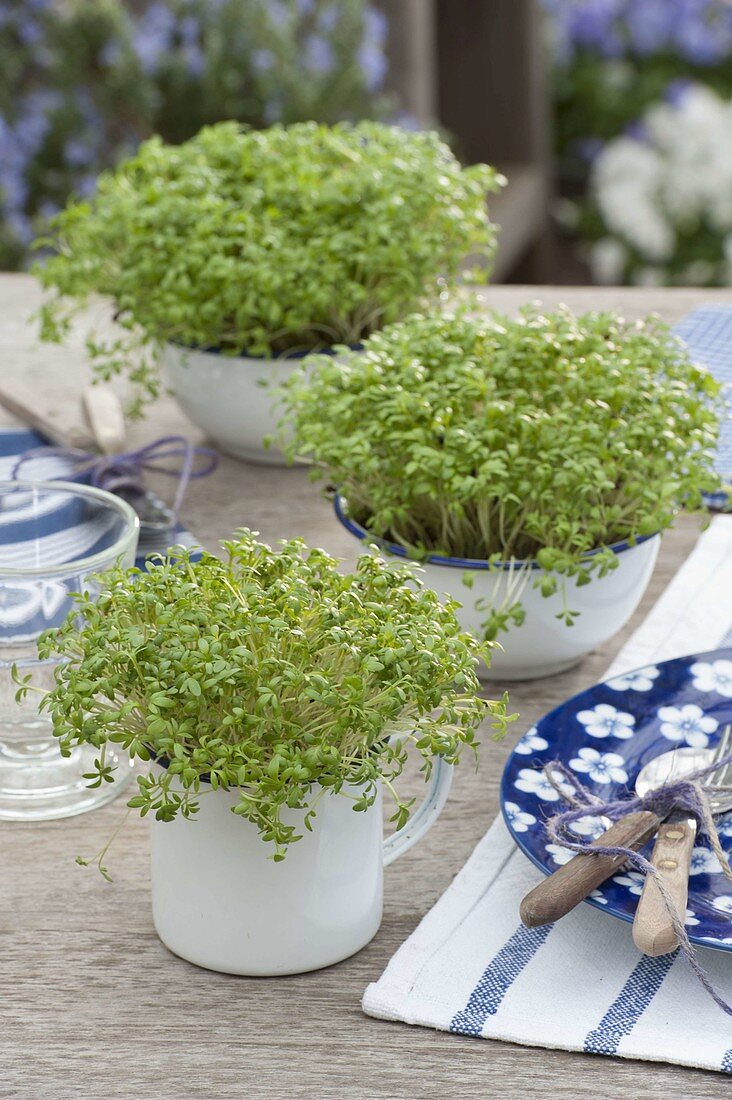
[
  {"xmin": 520, "ymin": 811, "xmax": 662, "ymax": 928},
  {"xmin": 632, "ymin": 817, "xmax": 696, "ymax": 957}
]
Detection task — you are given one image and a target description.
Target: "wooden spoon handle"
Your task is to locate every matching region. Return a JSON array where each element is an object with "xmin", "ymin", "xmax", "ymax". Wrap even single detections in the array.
[
  {"xmin": 632, "ymin": 818, "xmax": 696, "ymax": 956},
  {"xmin": 520, "ymin": 811, "xmax": 662, "ymax": 928}
]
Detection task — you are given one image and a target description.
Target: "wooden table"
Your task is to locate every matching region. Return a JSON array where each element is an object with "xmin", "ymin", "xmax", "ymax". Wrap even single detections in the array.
[{"xmin": 1, "ymin": 277, "xmax": 731, "ymax": 1099}]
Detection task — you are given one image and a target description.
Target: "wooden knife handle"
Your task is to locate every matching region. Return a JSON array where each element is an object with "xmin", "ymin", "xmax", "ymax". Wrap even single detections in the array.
[
  {"xmin": 632, "ymin": 818, "xmax": 696, "ymax": 957},
  {"xmin": 520, "ymin": 811, "xmax": 661, "ymax": 928},
  {"xmin": 82, "ymin": 385, "xmax": 126, "ymax": 455}
]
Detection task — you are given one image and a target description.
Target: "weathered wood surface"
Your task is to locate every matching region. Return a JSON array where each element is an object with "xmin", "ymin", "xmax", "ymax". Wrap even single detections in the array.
[{"xmin": 1, "ymin": 276, "xmax": 731, "ymax": 1099}]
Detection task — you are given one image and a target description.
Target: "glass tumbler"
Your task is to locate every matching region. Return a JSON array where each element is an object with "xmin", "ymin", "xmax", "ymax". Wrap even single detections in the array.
[{"xmin": 0, "ymin": 480, "xmax": 139, "ymax": 820}]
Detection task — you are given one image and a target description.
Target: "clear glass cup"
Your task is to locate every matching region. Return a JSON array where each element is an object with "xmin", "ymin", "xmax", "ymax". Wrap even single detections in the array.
[{"xmin": 0, "ymin": 480, "xmax": 139, "ymax": 820}]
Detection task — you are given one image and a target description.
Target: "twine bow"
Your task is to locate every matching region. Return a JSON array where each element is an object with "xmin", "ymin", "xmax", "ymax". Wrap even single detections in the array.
[
  {"xmin": 543, "ymin": 754, "xmax": 732, "ymax": 1016},
  {"xmin": 12, "ymin": 436, "xmax": 218, "ymax": 525}
]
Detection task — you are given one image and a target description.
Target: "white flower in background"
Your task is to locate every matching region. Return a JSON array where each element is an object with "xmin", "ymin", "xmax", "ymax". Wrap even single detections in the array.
[
  {"xmin": 712, "ymin": 895, "xmax": 732, "ymax": 914},
  {"xmin": 689, "ymin": 847, "xmax": 724, "ymax": 875},
  {"xmin": 546, "ymin": 842, "xmax": 575, "ymax": 866},
  {"xmin": 589, "ymin": 889, "xmax": 608, "ymax": 905},
  {"xmin": 568, "ymin": 814, "xmax": 607, "ymax": 838},
  {"xmin": 613, "ymin": 870, "xmax": 645, "ymax": 895},
  {"xmin": 690, "ymin": 659, "xmax": 732, "ymax": 697},
  {"xmin": 514, "ymin": 727, "xmax": 549, "ymax": 755},
  {"xmin": 592, "ymin": 137, "xmax": 673, "ymax": 261},
  {"xmin": 606, "ymin": 665, "xmax": 660, "ymax": 692},
  {"xmin": 503, "ymin": 801, "xmax": 537, "ymax": 833},
  {"xmin": 576, "ymin": 702, "xmax": 636, "ymax": 739},
  {"xmin": 589, "ymin": 83, "xmax": 732, "ymax": 284},
  {"xmin": 590, "ymin": 238, "xmax": 628, "ymax": 285},
  {"xmin": 514, "ymin": 767, "xmax": 562, "ymax": 801},
  {"xmin": 632, "ymin": 266, "xmax": 668, "ymax": 287},
  {"xmin": 717, "ymin": 818, "xmax": 732, "ymax": 838},
  {"xmin": 681, "ymin": 260, "xmax": 716, "ymax": 286},
  {"xmin": 657, "ymin": 703, "xmax": 718, "ymax": 748},
  {"xmin": 685, "ymin": 909, "xmax": 700, "ymax": 927},
  {"xmin": 569, "ymin": 747, "xmax": 629, "ymax": 785}
]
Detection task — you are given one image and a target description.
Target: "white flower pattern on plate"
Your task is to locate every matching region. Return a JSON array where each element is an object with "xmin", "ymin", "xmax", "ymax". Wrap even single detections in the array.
[
  {"xmin": 657, "ymin": 703, "xmax": 718, "ymax": 748},
  {"xmin": 690, "ymin": 659, "xmax": 732, "ymax": 698},
  {"xmin": 689, "ymin": 847, "xmax": 724, "ymax": 875},
  {"xmin": 606, "ymin": 666, "xmax": 660, "ymax": 692},
  {"xmin": 503, "ymin": 801, "xmax": 537, "ymax": 833},
  {"xmin": 514, "ymin": 768, "xmax": 562, "ymax": 802},
  {"xmin": 546, "ymin": 843, "xmax": 574, "ymax": 866},
  {"xmin": 712, "ymin": 895, "xmax": 732, "ymax": 914},
  {"xmin": 576, "ymin": 703, "xmax": 635, "ymax": 740},
  {"xmin": 613, "ymin": 870, "xmax": 645, "ymax": 895},
  {"xmin": 589, "ymin": 889, "xmax": 608, "ymax": 905},
  {"xmin": 569, "ymin": 747, "xmax": 629, "ymax": 785},
  {"xmin": 514, "ymin": 727, "xmax": 549, "ymax": 755},
  {"xmin": 685, "ymin": 908, "xmax": 700, "ymax": 926},
  {"xmin": 568, "ymin": 814, "xmax": 606, "ymax": 838}
]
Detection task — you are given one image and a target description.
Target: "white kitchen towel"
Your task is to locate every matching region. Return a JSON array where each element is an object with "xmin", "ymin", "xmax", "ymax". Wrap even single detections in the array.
[{"xmin": 363, "ymin": 515, "xmax": 732, "ymax": 1072}]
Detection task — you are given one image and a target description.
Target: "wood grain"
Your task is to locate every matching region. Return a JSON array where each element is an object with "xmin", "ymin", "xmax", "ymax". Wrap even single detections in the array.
[
  {"xmin": 520, "ymin": 811, "xmax": 661, "ymax": 927},
  {"xmin": 632, "ymin": 818, "xmax": 697, "ymax": 956},
  {"xmin": 0, "ymin": 276, "xmax": 730, "ymax": 1099}
]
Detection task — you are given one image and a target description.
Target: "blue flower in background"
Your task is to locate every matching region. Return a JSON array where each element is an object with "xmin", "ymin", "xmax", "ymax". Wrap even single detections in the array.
[
  {"xmin": 626, "ymin": 0, "xmax": 673, "ymax": 55},
  {"xmin": 5, "ymin": 211, "xmax": 33, "ymax": 246},
  {"xmin": 566, "ymin": 0, "xmax": 626, "ymax": 57},
  {"xmin": 267, "ymin": 1, "xmax": 290, "ymax": 28},
  {"xmin": 75, "ymin": 174, "xmax": 99, "ymax": 199},
  {"xmin": 133, "ymin": 2, "xmax": 177, "ymax": 75},
  {"xmin": 252, "ymin": 49, "xmax": 275, "ymax": 74},
  {"xmin": 675, "ymin": 0, "xmax": 732, "ymax": 63},
  {"xmin": 624, "ymin": 118, "xmax": 649, "ymax": 142},
  {"xmin": 182, "ymin": 43, "xmax": 205, "ymax": 77},
  {"xmin": 544, "ymin": 0, "xmax": 732, "ymax": 65},
  {"xmin": 303, "ymin": 34, "xmax": 334, "ymax": 74},
  {"xmin": 64, "ymin": 137, "xmax": 95, "ymax": 168},
  {"xmin": 358, "ymin": 7, "xmax": 388, "ymax": 92},
  {"xmin": 665, "ymin": 77, "xmax": 694, "ymax": 105},
  {"xmin": 37, "ymin": 200, "xmax": 60, "ymax": 221},
  {"xmin": 318, "ymin": 4, "xmax": 339, "ymax": 33},
  {"xmin": 179, "ymin": 15, "xmax": 199, "ymax": 45}
]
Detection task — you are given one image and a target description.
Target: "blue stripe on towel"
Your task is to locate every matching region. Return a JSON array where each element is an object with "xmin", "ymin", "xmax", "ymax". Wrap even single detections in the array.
[
  {"xmin": 583, "ymin": 953, "xmax": 676, "ymax": 1056},
  {"xmin": 450, "ymin": 924, "xmax": 552, "ymax": 1036},
  {"xmin": 0, "ymin": 429, "xmax": 42, "ymax": 458},
  {"xmin": 0, "ymin": 427, "xmax": 195, "ymax": 571}
]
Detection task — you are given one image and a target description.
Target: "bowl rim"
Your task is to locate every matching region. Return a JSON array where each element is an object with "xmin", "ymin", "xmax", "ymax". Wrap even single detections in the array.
[
  {"xmin": 333, "ymin": 492, "xmax": 659, "ymax": 572},
  {"xmin": 0, "ymin": 479, "xmax": 139, "ymax": 578}
]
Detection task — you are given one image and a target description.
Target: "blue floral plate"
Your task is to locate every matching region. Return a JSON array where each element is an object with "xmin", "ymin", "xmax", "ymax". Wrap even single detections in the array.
[{"xmin": 500, "ymin": 647, "xmax": 732, "ymax": 951}]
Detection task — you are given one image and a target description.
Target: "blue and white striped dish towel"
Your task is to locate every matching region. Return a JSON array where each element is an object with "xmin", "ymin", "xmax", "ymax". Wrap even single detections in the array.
[
  {"xmin": 0, "ymin": 427, "xmax": 198, "ymax": 568},
  {"xmin": 674, "ymin": 305, "xmax": 732, "ymax": 507},
  {"xmin": 363, "ymin": 515, "xmax": 732, "ymax": 1073}
]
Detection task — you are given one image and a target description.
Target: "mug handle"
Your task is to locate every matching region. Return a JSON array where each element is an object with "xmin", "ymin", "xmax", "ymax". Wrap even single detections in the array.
[{"xmin": 382, "ymin": 758, "xmax": 453, "ymax": 867}]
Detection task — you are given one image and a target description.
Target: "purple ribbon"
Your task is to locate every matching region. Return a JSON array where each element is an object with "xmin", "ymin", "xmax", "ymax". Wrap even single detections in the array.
[{"xmin": 12, "ymin": 436, "xmax": 218, "ymax": 524}]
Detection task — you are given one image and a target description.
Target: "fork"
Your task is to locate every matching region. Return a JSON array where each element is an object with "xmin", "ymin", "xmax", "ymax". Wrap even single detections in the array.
[{"xmin": 632, "ymin": 725, "xmax": 732, "ymax": 956}]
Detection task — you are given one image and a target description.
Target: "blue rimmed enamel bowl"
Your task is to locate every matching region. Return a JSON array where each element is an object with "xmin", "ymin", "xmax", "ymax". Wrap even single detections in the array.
[{"xmin": 335, "ymin": 494, "xmax": 660, "ymax": 681}]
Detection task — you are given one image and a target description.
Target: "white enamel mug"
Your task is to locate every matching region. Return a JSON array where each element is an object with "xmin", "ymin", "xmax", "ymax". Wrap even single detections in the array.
[{"xmin": 150, "ymin": 759, "xmax": 452, "ymax": 976}]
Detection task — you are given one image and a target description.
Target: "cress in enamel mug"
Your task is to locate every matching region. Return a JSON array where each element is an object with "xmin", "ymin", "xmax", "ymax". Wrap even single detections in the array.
[{"xmin": 151, "ymin": 761, "xmax": 452, "ymax": 975}]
